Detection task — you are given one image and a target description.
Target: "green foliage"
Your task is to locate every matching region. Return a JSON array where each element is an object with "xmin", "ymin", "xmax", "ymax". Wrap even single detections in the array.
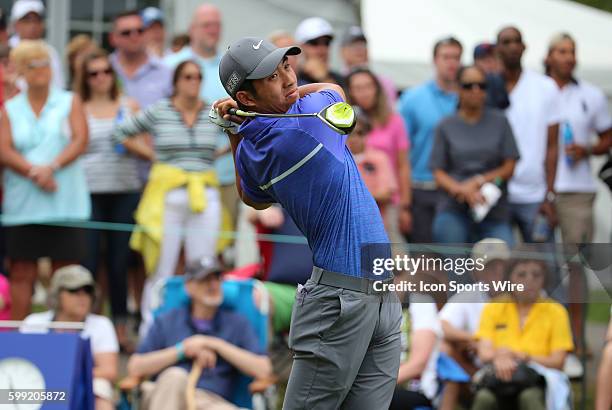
[{"xmin": 572, "ymin": 0, "xmax": 612, "ymax": 13}]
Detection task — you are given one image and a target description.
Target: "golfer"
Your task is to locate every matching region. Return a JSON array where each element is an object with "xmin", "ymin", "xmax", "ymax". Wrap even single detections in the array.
[{"xmin": 211, "ymin": 37, "xmax": 401, "ymax": 410}]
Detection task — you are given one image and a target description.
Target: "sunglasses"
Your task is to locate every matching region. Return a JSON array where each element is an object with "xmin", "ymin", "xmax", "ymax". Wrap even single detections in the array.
[
  {"xmin": 118, "ymin": 27, "xmax": 144, "ymax": 37},
  {"xmin": 181, "ymin": 73, "xmax": 203, "ymax": 81},
  {"xmin": 461, "ymin": 82, "xmax": 487, "ymax": 91},
  {"xmin": 65, "ymin": 285, "xmax": 94, "ymax": 295},
  {"xmin": 27, "ymin": 59, "xmax": 50, "ymax": 70},
  {"xmin": 306, "ymin": 37, "xmax": 332, "ymax": 47},
  {"xmin": 88, "ymin": 68, "xmax": 113, "ymax": 78}
]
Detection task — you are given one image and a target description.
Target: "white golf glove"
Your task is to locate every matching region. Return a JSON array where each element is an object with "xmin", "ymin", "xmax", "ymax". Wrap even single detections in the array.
[{"xmin": 208, "ymin": 106, "xmax": 240, "ymax": 134}]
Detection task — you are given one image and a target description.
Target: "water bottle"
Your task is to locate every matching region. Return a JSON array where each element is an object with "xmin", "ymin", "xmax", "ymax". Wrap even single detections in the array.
[
  {"xmin": 114, "ymin": 105, "xmax": 127, "ymax": 154},
  {"xmin": 532, "ymin": 213, "xmax": 551, "ymax": 242},
  {"xmin": 562, "ymin": 121, "xmax": 574, "ymax": 166}
]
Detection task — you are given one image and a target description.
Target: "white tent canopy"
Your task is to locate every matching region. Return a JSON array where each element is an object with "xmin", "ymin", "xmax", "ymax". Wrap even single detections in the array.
[{"xmin": 363, "ymin": 0, "xmax": 612, "ymax": 94}]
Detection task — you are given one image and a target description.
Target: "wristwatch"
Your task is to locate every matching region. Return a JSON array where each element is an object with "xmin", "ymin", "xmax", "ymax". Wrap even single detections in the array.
[{"xmin": 545, "ymin": 191, "xmax": 556, "ymax": 203}]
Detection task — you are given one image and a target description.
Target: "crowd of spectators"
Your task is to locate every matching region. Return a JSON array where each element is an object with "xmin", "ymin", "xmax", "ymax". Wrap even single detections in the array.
[{"xmin": 0, "ymin": 0, "xmax": 611, "ymax": 409}]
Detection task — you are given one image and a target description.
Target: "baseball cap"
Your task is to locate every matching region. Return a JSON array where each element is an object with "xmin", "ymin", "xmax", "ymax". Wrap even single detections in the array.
[
  {"xmin": 141, "ymin": 7, "xmax": 164, "ymax": 28},
  {"xmin": 184, "ymin": 256, "xmax": 223, "ymax": 281},
  {"xmin": 473, "ymin": 42, "xmax": 495, "ymax": 60},
  {"xmin": 50, "ymin": 265, "xmax": 95, "ymax": 296},
  {"xmin": 341, "ymin": 26, "xmax": 367, "ymax": 47},
  {"xmin": 10, "ymin": 0, "xmax": 44, "ymax": 22},
  {"xmin": 471, "ymin": 238, "xmax": 511, "ymax": 264},
  {"xmin": 219, "ymin": 37, "xmax": 301, "ymax": 98},
  {"xmin": 294, "ymin": 17, "xmax": 334, "ymax": 44}
]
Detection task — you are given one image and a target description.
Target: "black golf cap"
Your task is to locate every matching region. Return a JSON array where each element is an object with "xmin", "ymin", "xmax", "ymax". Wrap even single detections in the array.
[{"xmin": 219, "ymin": 37, "xmax": 301, "ymax": 98}]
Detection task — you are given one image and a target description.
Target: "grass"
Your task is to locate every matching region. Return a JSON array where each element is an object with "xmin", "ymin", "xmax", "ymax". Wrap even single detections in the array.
[{"xmin": 586, "ymin": 290, "xmax": 611, "ymax": 324}]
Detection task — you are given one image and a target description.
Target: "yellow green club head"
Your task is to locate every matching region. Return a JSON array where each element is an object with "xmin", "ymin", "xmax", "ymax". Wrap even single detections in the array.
[{"xmin": 320, "ymin": 102, "xmax": 356, "ymax": 135}]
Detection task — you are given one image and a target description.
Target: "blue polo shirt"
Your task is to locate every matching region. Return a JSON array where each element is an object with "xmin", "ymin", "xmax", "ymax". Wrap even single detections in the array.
[
  {"xmin": 397, "ymin": 80, "xmax": 458, "ymax": 183},
  {"xmin": 137, "ymin": 307, "xmax": 263, "ymax": 401},
  {"xmin": 235, "ymin": 90, "xmax": 389, "ymax": 278}
]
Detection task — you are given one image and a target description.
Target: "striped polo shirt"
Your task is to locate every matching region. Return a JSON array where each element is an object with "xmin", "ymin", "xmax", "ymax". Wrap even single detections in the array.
[{"xmin": 113, "ymin": 98, "xmax": 218, "ymax": 172}]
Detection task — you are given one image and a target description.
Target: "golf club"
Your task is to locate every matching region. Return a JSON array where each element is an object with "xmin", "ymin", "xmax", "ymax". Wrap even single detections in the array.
[{"xmin": 228, "ymin": 102, "xmax": 356, "ymax": 135}]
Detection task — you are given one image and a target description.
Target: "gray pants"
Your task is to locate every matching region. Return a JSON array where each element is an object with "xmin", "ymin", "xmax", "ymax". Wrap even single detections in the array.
[{"xmin": 282, "ymin": 272, "xmax": 402, "ymax": 410}]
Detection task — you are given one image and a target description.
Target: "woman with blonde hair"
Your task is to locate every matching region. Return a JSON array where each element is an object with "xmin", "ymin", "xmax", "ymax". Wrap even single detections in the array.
[{"xmin": 0, "ymin": 40, "xmax": 90, "ymax": 320}]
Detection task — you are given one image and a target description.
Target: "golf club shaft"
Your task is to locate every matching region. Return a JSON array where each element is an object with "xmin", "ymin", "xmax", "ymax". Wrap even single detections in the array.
[{"xmin": 228, "ymin": 108, "xmax": 317, "ymax": 118}]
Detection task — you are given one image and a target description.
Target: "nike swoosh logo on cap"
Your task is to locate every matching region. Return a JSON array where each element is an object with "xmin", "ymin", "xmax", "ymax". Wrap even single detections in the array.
[{"xmin": 253, "ymin": 40, "xmax": 263, "ymax": 50}]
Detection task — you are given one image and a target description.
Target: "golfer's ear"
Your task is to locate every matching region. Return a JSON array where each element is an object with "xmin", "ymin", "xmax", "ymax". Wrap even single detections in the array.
[{"xmin": 236, "ymin": 90, "xmax": 256, "ymax": 110}]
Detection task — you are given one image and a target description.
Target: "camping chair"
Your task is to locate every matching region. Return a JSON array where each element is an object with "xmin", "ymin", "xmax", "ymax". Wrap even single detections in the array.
[{"xmin": 118, "ymin": 275, "xmax": 275, "ymax": 410}]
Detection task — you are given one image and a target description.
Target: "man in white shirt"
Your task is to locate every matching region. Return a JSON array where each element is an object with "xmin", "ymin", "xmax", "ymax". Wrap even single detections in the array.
[
  {"xmin": 21, "ymin": 265, "xmax": 118, "ymax": 410},
  {"xmin": 544, "ymin": 33, "xmax": 612, "ymax": 244},
  {"xmin": 438, "ymin": 239, "xmax": 510, "ymax": 410},
  {"xmin": 9, "ymin": 0, "xmax": 64, "ymax": 89},
  {"xmin": 496, "ymin": 26, "xmax": 560, "ymax": 242}
]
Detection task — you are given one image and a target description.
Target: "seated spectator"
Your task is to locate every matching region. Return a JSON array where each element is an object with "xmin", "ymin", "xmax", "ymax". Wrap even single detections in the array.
[
  {"xmin": 346, "ymin": 110, "xmax": 398, "ymax": 214},
  {"xmin": 347, "ymin": 68, "xmax": 411, "ymax": 240},
  {"xmin": 596, "ymin": 309, "xmax": 612, "ymax": 410},
  {"xmin": 0, "ymin": 273, "xmax": 10, "ymax": 321},
  {"xmin": 0, "ymin": 40, "xmax": 90, "ymax": 320},
  {"xmin": 472, "ymin": 248, "xmax": 574, "ymax": 410},
  {"xmin": 438, "ymin": 239, "xmax": 510, "ymax": 410},
  {"xmin": 127, "ymin": 257, "xmax": 272, "ymax": 410},
  {"xmin": 430, "ymin": 65, "xmax": 519, "ymax": 245},
  {"xmin": 21, "ymin": 265, "xmax": 118, "ymax": 410},
  {"xmin": 390, "ymin": 270, "xmax": 442, "ymax": 410},
  {"xmin": 65, "ymin": 34, "xmax": 98, "ymax": 90},
  {"xmin": 77, "ymin": 49, "xmax": 142, "ymax": 352}
]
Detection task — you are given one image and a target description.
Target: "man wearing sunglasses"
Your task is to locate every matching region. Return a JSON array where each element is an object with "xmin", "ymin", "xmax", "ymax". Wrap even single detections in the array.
[
  {"xmin": 109, "ymin": 10, "xmax": 172, "ymax": 110},
  {"xmin": 9, "ymin": 0, "xmax": 64, "ymax": 88},
  {"xmin": 128, "ymin": 257, "xmax": 272, "ymax": 410},
  {"xmin": 294, "ymin": 17, "xmax": 345, "ymax": 87}
]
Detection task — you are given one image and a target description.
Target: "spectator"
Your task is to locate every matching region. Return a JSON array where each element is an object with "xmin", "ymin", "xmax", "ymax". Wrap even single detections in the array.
[
  {"xmin": 472, "ymin": 247, "xmax": 574, "ymax": 410},
  {"xmin": 0, "ymin": 273, "xmax": 10, "ymax": 321},
  {"xmin": 544, "ymin": 33, "xmax": 612, "ymax": 244},
  {"xmin": 170, "ymin": 33, "xmax": 190, "ymax": 54},
  {"xmin": 341, "ymin": 26, "xmax": 398, "ymax": 105},
  {"xmin": 430, "ymin": 65, "xmax": 519, "ymax": 244},
  {"xmin": 164, "ymin": 4, "xmax": 226, "ymax": 103},
  {"xmin": 9, "ymin": 0, "xmax": 64, "ymax": 88},
  {"xmin": 127, "ymin": 258, "xmax": 272, "ymax": 410},
  {"xmin": 595, "ymin": 310, "xmax": 612, "ymax": 410},
  {"xmin": 438, "ymin": 239, "xmax": 510, "ymax": 410},
  {"xmin": 0, "ymin": 40, "xmax": 89, "ymax": 320},
  {"xmin": 346, "ymin": 109, "xmax": 398, "ymax": 211},
  {"xmin": 109, "ymin": 10, "xmax": 172, "ymax": 109},
  {"xmin": 294, "ymin": 17, "xmax": 344, "ymax": 87},
  {"xmin": 77, "ymin": 49, "xmax": 142, "ymax": 352},
  {"xmin": 398, "ymin": 36, "xmax": 462, "ymax": 243},
  {"xmin": 473, "ymin": 42, "xmax": 499, "ymax": 74},
  {"xmin": 21, "ymin": 265, "xmax": 119, "ymax": 410},
  {"xmin": 496, "ymin": 26, "xmax": 560, "ymax": 243},
  {"xmin": 113, "ymin": 61, "xmax": 221, "ymax": 336},
  {"xmin": 142, "ymin": 7, "xmax": 167, "ymax": 58},
  {"xmin": 390, "ymin": 270, "xmax": 442, "ymax": 410},
  {"xmin": 164, "ymin": 5, "xmax": 238, "ymax": 252},
  {"xmin": 545, "ymin": 31, "xmax": 612, "ymax": 359},
  {"xmin": 347, "ymin": 68, "xmax": 411, "ymax": 239},
  {"xmin": 269, "ymin": 30, "xmax": 298, "ymax": 72},
  {"xmin": 65, "ymin": 34, "xmax": 98, "ymax": 90}
]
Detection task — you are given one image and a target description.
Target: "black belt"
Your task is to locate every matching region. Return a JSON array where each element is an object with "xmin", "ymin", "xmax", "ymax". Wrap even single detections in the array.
[{"xmin": 311, "ymin": 266, "xmax": 394, "ymax": 294}]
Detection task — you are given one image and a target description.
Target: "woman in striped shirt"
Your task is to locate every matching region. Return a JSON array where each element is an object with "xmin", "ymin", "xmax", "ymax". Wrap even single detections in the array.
[
  {"xmin": 113, "ymin": 60, "xmax": 221, "ymax": 335},
  {"xmin": 78, "ymin": 49, "xmax": 142, "ymax": 352}
]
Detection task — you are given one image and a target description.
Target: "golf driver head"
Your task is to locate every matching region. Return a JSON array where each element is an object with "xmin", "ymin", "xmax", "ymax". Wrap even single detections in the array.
[{"xmin": 318, "ymin": 102, "xmax": 356, "ymax": 135}]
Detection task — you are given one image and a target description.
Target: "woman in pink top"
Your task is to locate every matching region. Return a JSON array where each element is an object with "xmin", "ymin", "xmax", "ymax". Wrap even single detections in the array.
[
  {"xmin": 0, "ymin": 274, "xmax": 10, "ymax": 321},
  {"xmin": 347, "ymin": 68, "xmax": 412, "ymax": 239}
]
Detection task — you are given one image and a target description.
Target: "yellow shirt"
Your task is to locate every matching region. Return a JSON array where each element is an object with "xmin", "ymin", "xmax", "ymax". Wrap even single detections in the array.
[{"xmin": 475, "ymin": 296, "xmax": 574, "ymax": 357}]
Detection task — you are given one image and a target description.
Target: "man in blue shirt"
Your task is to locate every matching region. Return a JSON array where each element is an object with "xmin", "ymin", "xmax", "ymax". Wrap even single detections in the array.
[
  {"xmin": 212, "ymin": 37, "xmax": 401, "ymax": 410},
  {"xmin": 128, "ymin": 258, "xmax": 271, "ymax": 410},
  {"xmin": 398, "ymin": 37, "xmax": 462, "ymax": 243}
]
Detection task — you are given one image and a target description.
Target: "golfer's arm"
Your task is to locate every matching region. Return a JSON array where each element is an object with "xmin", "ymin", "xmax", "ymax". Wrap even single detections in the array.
[
  {"xmin": 226, "ymin": 130, "xmax": 272, "ymax": 210},
  {"xmin": 298, "ymin": 83, "xmax": 346, "ymax": 101}
]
